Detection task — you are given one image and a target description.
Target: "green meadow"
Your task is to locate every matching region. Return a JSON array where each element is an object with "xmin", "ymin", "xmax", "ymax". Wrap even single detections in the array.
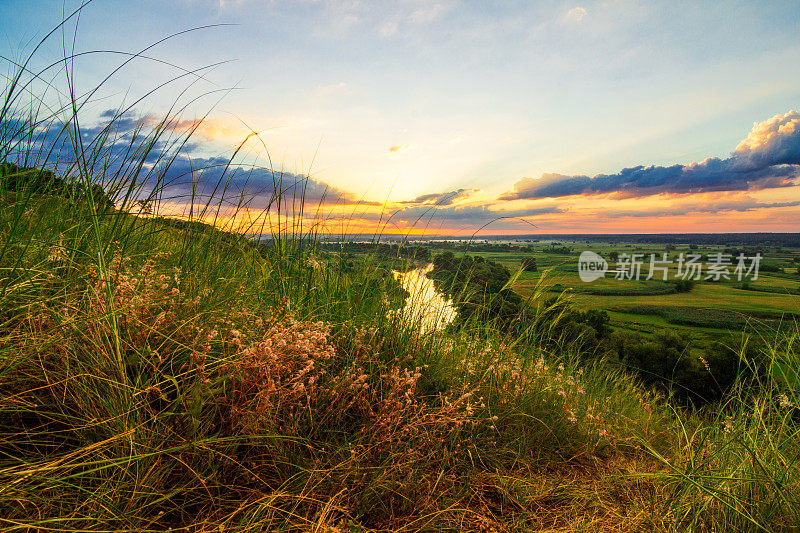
[{"xmin": 469, "ymin": 245, "xmax": 800, "ymax": 328}]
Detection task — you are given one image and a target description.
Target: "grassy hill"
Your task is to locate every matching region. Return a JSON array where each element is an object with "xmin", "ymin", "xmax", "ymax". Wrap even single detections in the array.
[{"xmin": 1, "ymin": 186, "xmax": 799, "ymax": 532}]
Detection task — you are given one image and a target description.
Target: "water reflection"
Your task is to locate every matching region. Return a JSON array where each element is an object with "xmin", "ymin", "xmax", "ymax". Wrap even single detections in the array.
[{"xmin": 389, "ymin": 263, "xmax": 458, "ymax": 334}]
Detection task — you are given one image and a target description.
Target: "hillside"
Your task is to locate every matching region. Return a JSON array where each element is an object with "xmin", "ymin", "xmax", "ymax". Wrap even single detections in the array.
[{"xmin": 0, "ymin": 188, "xmax": 798, "ymax": 532}]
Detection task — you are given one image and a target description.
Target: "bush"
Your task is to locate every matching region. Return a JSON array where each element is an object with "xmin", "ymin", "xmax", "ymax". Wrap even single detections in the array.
[
  {"xmin": 603, "ymin": 329, "xmax": 752, "ymax": 403},
  {"xmin": 429, "ymin": 251, "xmax": 525, "ymax": 328},
  {"xmin": 1, "ymin": 161, "xmax": 114, "ymax": 211},
  {"xmin": 671, "ymin": 278, "xmax": 695, "ymax": 293}
]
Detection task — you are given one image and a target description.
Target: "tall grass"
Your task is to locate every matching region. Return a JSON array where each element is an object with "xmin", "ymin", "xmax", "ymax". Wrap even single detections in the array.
[
  {"xmin": 645, "ymin": 329, "xmax": 800, "ymax": 531},
  {"xmin": 0, "ymin": 10, "xmax": 797, "ymax": 532}
]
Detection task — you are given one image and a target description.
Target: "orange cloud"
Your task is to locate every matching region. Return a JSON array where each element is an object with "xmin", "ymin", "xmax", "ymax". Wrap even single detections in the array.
[{"xmin": 150, "ymin": 115, "xmax": 250, "ymax": 143}]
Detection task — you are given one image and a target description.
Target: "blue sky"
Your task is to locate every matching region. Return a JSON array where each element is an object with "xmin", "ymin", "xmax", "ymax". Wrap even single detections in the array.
[{"xmin": 2, "ymin": 0, "xmax": 800, "ymax": 233}]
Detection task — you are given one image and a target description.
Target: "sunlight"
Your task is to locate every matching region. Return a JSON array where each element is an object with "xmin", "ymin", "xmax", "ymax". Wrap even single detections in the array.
[{"xmin": 389, "ymin": 263, "xmax": 457, "ymax": 334}]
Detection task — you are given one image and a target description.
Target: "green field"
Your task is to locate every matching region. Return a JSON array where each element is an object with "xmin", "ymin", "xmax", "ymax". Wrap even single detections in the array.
[{"xmin": 461, "ymin": 243, "xmax": 800, "ymax": 341}]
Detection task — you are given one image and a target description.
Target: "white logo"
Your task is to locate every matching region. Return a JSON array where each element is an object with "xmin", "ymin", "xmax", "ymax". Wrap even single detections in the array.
[{"xmin": 578, "ymin": 251, "xmax": 608, "ymax": 282}]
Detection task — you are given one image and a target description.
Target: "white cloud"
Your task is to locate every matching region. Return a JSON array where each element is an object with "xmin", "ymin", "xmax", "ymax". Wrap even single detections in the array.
[
  {"xmin": 566, "ymin": 7, "xmax": 587, "ymax": 21},
  {"xmin": 410, "ymin": 3, "xmax": 448, "ymax": 25},
  {"xmin": 735, "ymin": 110, "xmax": 800, "ymax": 154},
  {"xmin": 313, "ymin": 81, "xmax": 349, "ymax": 98}
]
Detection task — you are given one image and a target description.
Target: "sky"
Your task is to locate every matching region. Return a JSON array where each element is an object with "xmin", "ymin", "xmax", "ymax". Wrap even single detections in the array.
[{"xmin": 1, "ymin": 0, "xmax": 800, "ymax": 234}]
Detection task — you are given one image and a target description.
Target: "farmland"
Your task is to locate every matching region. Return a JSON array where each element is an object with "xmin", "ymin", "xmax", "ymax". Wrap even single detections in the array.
[{"xmin": 391, "ymin": 238, "xmax": 799, "ymax": 356}]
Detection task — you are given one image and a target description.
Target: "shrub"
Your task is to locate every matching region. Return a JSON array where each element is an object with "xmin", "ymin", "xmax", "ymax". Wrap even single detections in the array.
[
  {"xmin": 1, "ymin": 161, "xmax": 114, "ymax": 211},
  {"xmin": 671, "ymin": 278, "xmax": 695, "ymax": 293}
]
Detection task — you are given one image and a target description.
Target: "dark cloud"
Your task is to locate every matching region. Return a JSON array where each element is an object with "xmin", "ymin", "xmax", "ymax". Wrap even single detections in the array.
[
  {"xmin": 386, "ymin": 204, "xmax": 566, "ymax": 225},
  {"xmin": 598, "ymin": 199, "xmax": 800, "ymax": 218},
  {"xmin": 153, "ymin": 154, "xmax": 380, "ymax": 209},
  {"xmin": 500, "ymin": 110, "xmax": 800, "ymax": 200},
  {"xmin": 4, "ymin": 110, "xmax": 375, "ymax": 211},
  {"xmin": 399, "ymin": 188, "xmax": 478, "ymax": 206}
]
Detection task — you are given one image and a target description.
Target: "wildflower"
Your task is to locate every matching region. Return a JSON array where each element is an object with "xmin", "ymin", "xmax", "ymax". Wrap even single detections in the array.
[
  {"xmin": 779, "ymin": 393, "xmax": 794, "ymax": 409},
  {"xmin": 47, "ymin": 236, "xmax": 68, "ymax": 263},
  {"xmin": 723, "ymin": 416, "xmax": 733, "ymax": 434}
]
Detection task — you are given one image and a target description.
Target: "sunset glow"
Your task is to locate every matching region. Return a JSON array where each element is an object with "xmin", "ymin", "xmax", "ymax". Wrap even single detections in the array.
[{"xmin": 2, "ymin": 1, "xmax": 799, "ymax": 234}]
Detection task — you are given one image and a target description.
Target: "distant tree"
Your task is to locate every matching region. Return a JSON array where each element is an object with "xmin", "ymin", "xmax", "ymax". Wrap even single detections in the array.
[
  {"xmin": 1, "ymin": 162, "xmax": 67, "ymax": 195},
  {"xmin": 542, "ymin": 246, "xmax": 571, "ymax": 255},
  {"xmin": 758, "ymin": 263, "xmax": 782, "ymax": 273},
  {"xmin": 665, "ymin": 243, "xmax": 676, "ymax": 251},
  {"xmin": 689, "ymin": 244, "xmax": 699, "ymax": 250},
  {"xmin": 608, "ymin": 250, "xmax": 619, "ymax": 262},
  {"xmin": 136, "ymin": 198, "xmax": 153, "ymax": 215},
  {"xmin": 89, "ymin": 184, "xmax": 114, "ymax": 211},
  {"xmin": 1, "ymin": 161, "xmax": 114, "ymax": 211},
  {"xmin": 581, "ymin": 309, "xmax": 611, "ymax": 338},
  {"xmin": 429, "ymin": 251, "xmax": 524, "ymax": 328},
  {"xmin": 672, "ymin": 279, "xmax": 695, "ymax": 293}
]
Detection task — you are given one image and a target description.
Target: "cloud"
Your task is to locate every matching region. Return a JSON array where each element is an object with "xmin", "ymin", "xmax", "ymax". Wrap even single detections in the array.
[
  {"xmin": 599, "ymin": 198, "xmax": 800, "ymax": 218},
  {"xmin": 399, "ymin": 188, "xmax": 478, "ymax": 206},
  {"xmin": 5, "ymin": 110, "xmax": 375, "ymax": 212},
  {"xmin": 566, "ymin": 7, "xmax": 587, "ymax": 21},
  {"xmin": 313, "ymin": 81, "xmax": 349, "ymax": 99},
  {"xmin": 89, "ymin": 109, "xmax": 248, "ymax": 144},
  {"xmin": 410, "ymin": 3, "xmax": 449, "ymax": 24},
  {"xmin": 389, "ymin": 144, "xmax": 413, "ymax": 153},
  {"xmin": 153, "ymin": 154, "xmax": 381, "ymax": 210},
  {"xmin": 218, "ymin": 0, "xmax": 249, "ymax": 7},
  {"xmin": 734, "ymin": 110, "xmax": 800, "ymax": 169},
  {"xmin": 382, "ymin": 204, "xmax": 567, "ymax": 227},
  {"xmin": 499, "ymin": 110, "xmax": 800, "ymax": 200}
]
